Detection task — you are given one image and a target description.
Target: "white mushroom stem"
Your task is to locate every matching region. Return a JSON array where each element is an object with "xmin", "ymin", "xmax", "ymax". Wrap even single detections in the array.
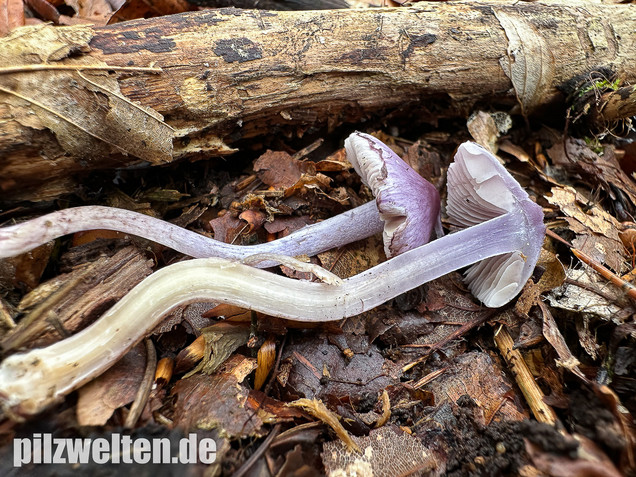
[
  {"xmin": 0, "ymin": 208, "xmax": 531, "ymax": 416},
  {"xmin": 0, "ymin": 201, "xmax": 383, "ymax": 266}
]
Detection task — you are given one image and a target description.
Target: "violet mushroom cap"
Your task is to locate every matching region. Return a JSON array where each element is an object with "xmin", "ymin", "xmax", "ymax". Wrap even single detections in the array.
[
  {"xmin": 345, "ymin": 132, "xmax": 443, "ymax": 257},
  {"xmin": 446, "ymin": 142, "xmax": 545, "ymax": 307}
]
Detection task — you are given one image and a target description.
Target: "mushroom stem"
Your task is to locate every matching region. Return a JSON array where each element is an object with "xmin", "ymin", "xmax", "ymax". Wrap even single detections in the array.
[
  {"xmin": 0, "ymin": 210, "xmax": 530, "ymax": 415},
  {"xmin": 0, "ymin": 201, "xmax": 383, "ymax": 265}
]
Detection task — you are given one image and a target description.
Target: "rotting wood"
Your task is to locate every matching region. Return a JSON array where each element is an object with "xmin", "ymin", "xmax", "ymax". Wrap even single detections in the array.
[
  {"xmin": 1, "ymin": 1, "xmax": 635, "ymax": 202},
  {"xmin": 0, "ymin": 246, "xmax": 154, "ymax": 352}
]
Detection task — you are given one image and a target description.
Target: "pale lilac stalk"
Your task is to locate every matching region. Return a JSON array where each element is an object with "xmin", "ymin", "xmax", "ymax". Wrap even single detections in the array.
[{"xmin": 0, "ymin": 201, "xmax": 383, "ymax": 266}]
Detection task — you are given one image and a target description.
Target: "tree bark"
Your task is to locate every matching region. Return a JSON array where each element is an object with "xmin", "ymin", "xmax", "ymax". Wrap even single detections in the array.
[{"xmin": 1, "ymin": 1, "xmax": 635, "ymax": 202}]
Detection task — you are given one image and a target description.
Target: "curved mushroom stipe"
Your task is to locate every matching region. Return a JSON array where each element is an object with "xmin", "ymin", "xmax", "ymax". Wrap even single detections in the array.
[
  {"xmin": 0, "ymin": 201, "xmax": 383, "ymax": 266},
  {"xmin": 0, "ymin": 141, "xmax": 545, "ymax": 415}
]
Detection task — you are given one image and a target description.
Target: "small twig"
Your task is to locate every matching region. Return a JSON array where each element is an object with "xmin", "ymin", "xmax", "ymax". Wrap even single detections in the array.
[
  {"xmin": 571, "ymin": 248, "xmax": 636, "ymax": 302},
  {"xmin": 292, "ymin": 138, "xmax": 324, "ymax": 160},
  {"xmin": 409, "ymin": 367, "xmax": 448, "ymax": 389},
  {"xmin": 493, "ymin": 325, "xmax": 557, "ymax": 425},
  {"xmin": 124, "ymin": 339, "xmax": 157, "ymax": 429},
  {"xmin": 233, "ymin": 424, "xmax": 281, "ymax": 477},
  {"xmin": 402, "ymin": 310, "xmax": 494, "ymax": 372}
]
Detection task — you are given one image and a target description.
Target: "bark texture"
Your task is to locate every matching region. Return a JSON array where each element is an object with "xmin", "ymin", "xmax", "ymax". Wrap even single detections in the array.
[{"xmin": 1, "ymin": 1, "xmax": 635, "ymax": 201}]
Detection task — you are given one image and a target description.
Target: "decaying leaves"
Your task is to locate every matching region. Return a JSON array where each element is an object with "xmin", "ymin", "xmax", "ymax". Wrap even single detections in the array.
[
  {"xmin": 421, "ymin": 351, "xmax": 527, "ymax": 423},
  {"xmin": 322, "ymin": 426, "xmax": 438, "ymax": 477},
  {"xmin": 183, "ymin": 322, "xmax": 251, "ymax": 377},
  {"xmin": 0, "ymin": 24, "xmax": 172, "ymax": 165},
  {"xmin": 172, "ymin": 354, "xmax": 263, "ymax": 436},
  {"xmin": 547, "ymin": 138, "xmax": 636, "ymax": 218},
  {"xmin": 547, "ymin": 185, "xmax": 626, "ymax": 273},
  {"xmin": 76, "ymin": 343, "xmax": 147, "ymax": 426},
  {"xmin": 547, "ymin": 267, "xmax": 630, "ymax": 324},
  {"xmin": 494, "ymin": 10, "xmax": 555, "ymax": 116}
]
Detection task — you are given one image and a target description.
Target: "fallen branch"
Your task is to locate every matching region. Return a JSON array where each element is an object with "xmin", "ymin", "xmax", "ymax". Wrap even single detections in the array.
[{"xmin": 1, "ymin": 1, "xmax": 635, "ymax": 201}]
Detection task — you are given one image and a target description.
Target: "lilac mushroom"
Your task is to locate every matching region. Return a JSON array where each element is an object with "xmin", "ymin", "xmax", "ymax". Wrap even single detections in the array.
[
  {"xmin": 345, "ymin": 132, "xmax": 443, "ymax": 257},
  {"xmin": 0, "ymin": 140, "xmax": 544, "ymax": 415},
  {"xmin": 0, "ymin": 135, "xmax": 440, "ymax": 266}
]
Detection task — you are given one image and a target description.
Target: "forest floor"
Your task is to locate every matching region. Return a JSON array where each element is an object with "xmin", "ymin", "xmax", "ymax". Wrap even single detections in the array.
[{"xmin": 0, "ymin": 1, "xmax": 635, "ymax": 477}]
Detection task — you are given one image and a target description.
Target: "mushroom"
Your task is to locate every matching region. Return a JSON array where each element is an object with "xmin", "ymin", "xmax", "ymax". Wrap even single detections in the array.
[
  {"xmin": 345, "ymin": 132, "xmax": 443, "ymax": 257},
  {"xmin": 0, "ymin": 134, "xmax": 440, "ymax": 266},
  {"xmin": 0, "ymin": 141, "xmax": 544, "ymax": 415}
]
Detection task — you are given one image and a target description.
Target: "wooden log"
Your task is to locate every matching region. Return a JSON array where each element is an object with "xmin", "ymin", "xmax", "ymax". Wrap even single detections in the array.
[{"xmin": 1, "ymin": 1, "xmax": 635, "ymax": 202}]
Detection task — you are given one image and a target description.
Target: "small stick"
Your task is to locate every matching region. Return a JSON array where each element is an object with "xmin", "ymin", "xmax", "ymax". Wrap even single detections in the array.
[
  {"xmin": 233, "ymin": 424, "xmax": 281, "ymax": 477},
  {"xmin": 571, "ymin": 248, "xmax": 636, "ymax": 301},
  {"xmin": 493, "ymin": 325, "xmax": 557, "ymax": 425},
  {"xmin": 124, "ymin": 339, "xmax": 157, "ymax": 429}
]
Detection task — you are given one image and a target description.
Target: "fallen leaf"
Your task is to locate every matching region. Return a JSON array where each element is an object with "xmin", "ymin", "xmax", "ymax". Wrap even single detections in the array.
[
  {"xmin": 108, "ymin": 0, "xmax": 195, "ymax": 24},
  {"xmin": 0, "ymin": 24, "xmax": 172, "ymax": 164},
  {"xmin": 495, "ymin": 10, "xmax": 555, "ymax": 116},
  {"xmin": 546, "ymin": 186, "xmax": 626, "ymax": 273},
  {"xmin": 0, "ymin": 0, "xmax": 25, "ymax": 36},
  {"xmin": 467, "ymin": 111, "xmax": 500, "ymax": 153},
  {"xmin": 547, "ymin": 268, "xmax": 631, "ymax": 324},
  {"xmin": 421, "ymin": 351, "xmax": 527, "ymax": 422},
  {"xmin": 322, "ymin": 426, "xmax": 438, "ymax": 477},
  {"xmin": 547, "ymin": 138, "xmax": 636, "ymax": 220},
  {"xmin": 172, "ymin": 354, "xmax": 263, "ymax": 436},
  {"xmin": 76, "ymin": 343, "xmax": 146, "ymax": 426},
  {"xmin": 254, "ymin": 150, "xmax": 303, "ymax": 189}
]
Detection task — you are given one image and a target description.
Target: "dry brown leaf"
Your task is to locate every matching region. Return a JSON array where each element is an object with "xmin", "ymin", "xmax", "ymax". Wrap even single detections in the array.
[
  {"xmin": 238, "ymin": 209, "xmax": 267, "ymax": 233},
  {"xmin": 538, "ymin": 302, "xmax": 581, "ymax": 373},
  {"xmin": 322, "ymin": 426, "xmax": 438, "ymax": 477},
  {"xmin": 264, "ymin": 215, "xmax": 313, "ymax": 236},
  {"xmin": 318, "ymin": 235, "xmax": 385, "ymax": 280},
  {"xmin": 0, "ymin": 0, "xmax": 25, "ymax": 37},
  {"xmin": 64, "ymin": 0, "xmax": 117, "ymax": 25},
  {"xmin": 421, "ymin": 351, "xmax": 527, "ymax": 423},
  {"xmin": 209, "ymin": 212, "xmax": 246, "ymax": 244},
  {"xmin": 547, "ymin": 267, "xmax": 629, "ymax": 323},
  {"xmin": 467, "ymin": 111, "xmax": 500, "ymax": 153},
  {"xmin": 494, "ymin": 10, "xmax": 555, "ymax": 116},
  {"xmin": 315, "ymin": 148, "xmax": 352, "ymax": 172},
  {"xmin": 526, "ymin": 433, "xmax": 623, "ymax": 477},
  {"xmin": 254, "ymin": 150, "xmax": 303, "ymax": 189},
  {"xmin": 108, "ymin": 0, "xmax": 195, "ymax": 24},
  {"xmin": 0, "ymin": 24, "xmax": 172, "ymax": 164},
  {"xmin": 172, "ymin": 355, "xmax": 263, "ymax": 437},
  {"xmin": 547, "ymin": 138, "xmax": 636, "ymax": 215},
  {"xmin": 76, "ymin": 343, "xmax": 146, "ymax": 426},
  {"xmin": 515, "ymin": 247, "xmax": 565, "ymax": 316},
  {"xmin": 25, "ymin": 0, "xmax": 59, "ymax": 23},
  {"xmin": 546, "ymin": 186, "xmax": 626, "ymax": 273}
]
